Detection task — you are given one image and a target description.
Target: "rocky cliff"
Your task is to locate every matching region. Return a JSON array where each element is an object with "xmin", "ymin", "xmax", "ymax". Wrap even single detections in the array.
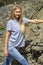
[{"xmin": 0, "ymin": 0, "xmax": 43, "ymax": 65}]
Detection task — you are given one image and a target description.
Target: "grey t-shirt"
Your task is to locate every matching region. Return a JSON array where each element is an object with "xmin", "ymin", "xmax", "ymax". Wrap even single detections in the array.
[{"xmin": 6, "ymin": 17, "xmax": 29, "ymax": 48}]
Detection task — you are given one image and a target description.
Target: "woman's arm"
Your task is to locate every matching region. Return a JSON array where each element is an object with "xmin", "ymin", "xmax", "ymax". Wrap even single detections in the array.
[
  {"xmin": 4, "ymin": 31, "xmax": 11, "ymax": 56},
  {"xmin": 28, "ymin": 19, "xmax": 43, "ymax": 23}
]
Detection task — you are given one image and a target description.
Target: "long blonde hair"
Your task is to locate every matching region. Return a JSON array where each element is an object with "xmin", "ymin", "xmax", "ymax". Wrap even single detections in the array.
[{"xmin": 10, "ymin": 5, "xmax": 26, "ymax": 34}]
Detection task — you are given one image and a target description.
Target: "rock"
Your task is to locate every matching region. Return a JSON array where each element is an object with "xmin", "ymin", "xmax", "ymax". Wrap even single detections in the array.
[
  {"xmin": 0, "ymin": 0, "xmax": 43, "ymax": 65},
  {"xmin": 0, "ymin": 4, "xmax": 13, "ymax": 26},
  {"xmin": 37, "ymin": 54, "xmax": 43, "ymax": 64}
]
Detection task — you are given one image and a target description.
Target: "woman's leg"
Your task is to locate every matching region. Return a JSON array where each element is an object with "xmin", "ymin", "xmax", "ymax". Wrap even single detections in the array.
[
  {"xmin": 2, "ymin": 54, "xmax": 13, "ymax": 65},
  {"xmin": 8, "ymin": 47, "xmax": 30, "ymax": 65},
  {"xmin": 11, "ymin": 47, "xmax": 28, "ymax": 65}
]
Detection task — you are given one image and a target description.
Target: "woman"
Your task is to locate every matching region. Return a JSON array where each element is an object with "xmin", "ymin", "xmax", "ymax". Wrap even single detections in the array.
[{"xmin": 2, "ymin": 5, "xmax": 43, "ymax": 65}]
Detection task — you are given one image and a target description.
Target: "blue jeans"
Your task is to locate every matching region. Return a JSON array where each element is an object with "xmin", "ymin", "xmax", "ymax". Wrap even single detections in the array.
[{"xmin": 2, "ymin": 47, "xmax": 30, "ymax": 65}]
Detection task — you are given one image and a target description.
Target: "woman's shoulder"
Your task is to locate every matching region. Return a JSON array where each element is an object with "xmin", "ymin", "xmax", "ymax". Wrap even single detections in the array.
[
  {"xmin": 7, "ymin": 19, "xmax": 15, "ymax": 24},
  {"xmin": 23, "ymin": 17, "xmax": 29, "ymax": 24},
  {"xmin": 8, "ymin": 19, "xmax": 14, "ymax": 23},
  {"xmin": 23, "ymin": 17, "xmax": 28, "ymax": 19}
]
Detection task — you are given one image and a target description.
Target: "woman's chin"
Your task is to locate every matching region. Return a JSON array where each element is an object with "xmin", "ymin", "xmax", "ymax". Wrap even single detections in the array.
[{"xmin": 16, "ymin": 16, "xmax": 20, "ymax": 19}]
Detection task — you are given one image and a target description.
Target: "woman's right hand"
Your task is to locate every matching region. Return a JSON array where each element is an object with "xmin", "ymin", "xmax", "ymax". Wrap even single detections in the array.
[
  {"xmin": 3, "ymin": 31, "xmax": 10, "ymax": 57},
  {"xmin": 4, "ymin": 48, "xmax": 8, "ymax": 57}
]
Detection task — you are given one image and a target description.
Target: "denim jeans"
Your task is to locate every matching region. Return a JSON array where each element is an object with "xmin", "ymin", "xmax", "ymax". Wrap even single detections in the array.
[{"xmin": 2, "ymin": 47, "xmax": 30, "ymax": 65}]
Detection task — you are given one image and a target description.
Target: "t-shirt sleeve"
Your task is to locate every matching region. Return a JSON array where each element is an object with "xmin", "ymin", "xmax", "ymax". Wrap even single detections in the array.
[
  {"xmin": 23, "ymin": 17, "xmax": 29, "ymax": 24},
  {"xmin": 6, "ymin": 20, "xmax": 12, "ymax": 31}
]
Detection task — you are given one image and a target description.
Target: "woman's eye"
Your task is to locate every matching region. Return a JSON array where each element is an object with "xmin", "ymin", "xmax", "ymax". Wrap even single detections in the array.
[{"xmin": 16, "ymin": 11, "xmax": 21, "ymax": 13}]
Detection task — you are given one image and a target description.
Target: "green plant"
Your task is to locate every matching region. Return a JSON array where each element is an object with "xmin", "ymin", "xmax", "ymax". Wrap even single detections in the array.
[{"xmin": 0, "ymin": 26, "xmax": 6, "ymax": 30}]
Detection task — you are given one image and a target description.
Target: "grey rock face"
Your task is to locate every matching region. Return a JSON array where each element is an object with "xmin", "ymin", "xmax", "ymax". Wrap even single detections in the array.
[{"xmin": 0, "ymin": 0, "xmax": 43, "ymax": 65}]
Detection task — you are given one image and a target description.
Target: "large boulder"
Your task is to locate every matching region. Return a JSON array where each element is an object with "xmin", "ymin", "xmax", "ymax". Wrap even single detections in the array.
[{"xmin": 0, "ymin": 0, "xmax": 43, "ymax": 65}]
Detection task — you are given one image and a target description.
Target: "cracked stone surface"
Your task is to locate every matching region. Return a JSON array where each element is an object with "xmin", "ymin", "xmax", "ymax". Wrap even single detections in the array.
[{"xmin": 0, "ymin": 0, "xmax": 43, "ymax": 65}]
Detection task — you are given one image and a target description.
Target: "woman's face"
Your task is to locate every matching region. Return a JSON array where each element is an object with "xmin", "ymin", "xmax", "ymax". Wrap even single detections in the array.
[{"xmin": 13, "ymin": 8, "xmax": 22, "ymax": 19}]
